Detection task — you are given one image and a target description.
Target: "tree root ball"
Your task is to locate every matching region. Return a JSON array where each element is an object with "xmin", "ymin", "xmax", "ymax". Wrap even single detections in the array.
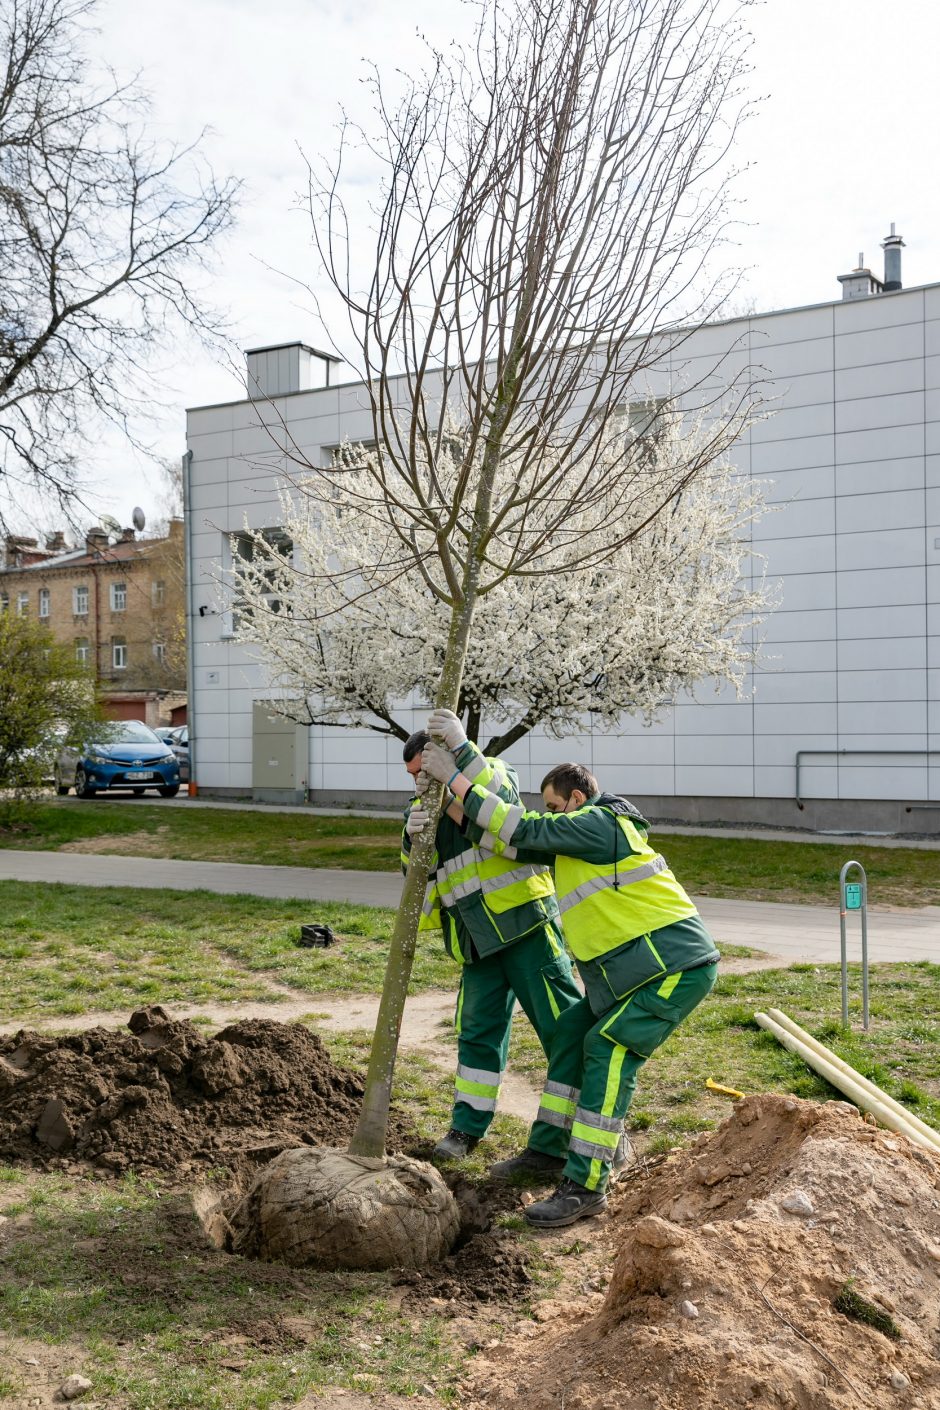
[{"xmin": 227, "ymin": 1146, "xmax": 461, "ymax": 1270}]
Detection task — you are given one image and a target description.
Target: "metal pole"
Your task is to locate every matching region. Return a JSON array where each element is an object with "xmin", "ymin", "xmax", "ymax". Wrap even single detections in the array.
[{"xmin": 839, "ymin": 860, "xmax": 869, "ymax": 1030}]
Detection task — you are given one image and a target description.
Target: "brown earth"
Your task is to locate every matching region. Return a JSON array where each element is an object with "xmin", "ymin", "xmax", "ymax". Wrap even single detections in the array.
[
  {"xmin": 0, "ymin": 1005, "xmax": 415, "ymax": 1178},
  {"xmin": 463, "ymin": 1094, "xmax": 940, "ymax": 1410}
]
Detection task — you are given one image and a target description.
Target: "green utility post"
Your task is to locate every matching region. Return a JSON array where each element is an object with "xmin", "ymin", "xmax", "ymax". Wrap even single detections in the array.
[{"xmin": 839, "ymin": 860, "xmax": 869, "ymax": 1031}]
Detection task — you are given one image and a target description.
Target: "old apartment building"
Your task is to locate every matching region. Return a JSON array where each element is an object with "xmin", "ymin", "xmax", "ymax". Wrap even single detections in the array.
[{"xmin": 0, "ymin": 520, "xmax": 186, "ymax": 724}]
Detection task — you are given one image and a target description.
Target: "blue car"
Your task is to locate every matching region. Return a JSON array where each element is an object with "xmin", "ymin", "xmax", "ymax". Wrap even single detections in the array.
[{"xmin": 55, "ymin": 720, "xmax": 182, "ymax": 799}]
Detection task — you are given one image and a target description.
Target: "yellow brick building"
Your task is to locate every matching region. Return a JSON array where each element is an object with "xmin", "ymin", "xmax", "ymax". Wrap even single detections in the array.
[{"xmin": 0, "ymin": 521, "xmax": 186, "ymax": 725}]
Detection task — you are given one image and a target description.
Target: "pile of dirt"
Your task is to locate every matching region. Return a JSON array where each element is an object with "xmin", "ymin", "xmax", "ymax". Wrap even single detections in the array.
[
  {"xmin": 0, "ymin": 1006, "xmax": 414, "ymax": 1176},
  {"xmin": 395, "ymin": 1230, "xmax": 537, "ymax": 1308},
  {"xmin": 464, "ymin": 1095, "xmax": 940, "ymax": 1409}
]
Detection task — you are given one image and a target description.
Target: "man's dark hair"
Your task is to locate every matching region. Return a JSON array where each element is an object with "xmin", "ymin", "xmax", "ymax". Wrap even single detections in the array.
[
  {"xmin": 540, "ymin": 762, "xmax": 599, "ymax": 800},
  {"xmin": 403, "ymin": 729, "xmax": 431, "ymax": 763}
]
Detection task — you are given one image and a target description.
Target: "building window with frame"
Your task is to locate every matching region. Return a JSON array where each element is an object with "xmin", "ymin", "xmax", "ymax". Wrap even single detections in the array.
[
  {"xmin": 73, "ymin": 584, "xmax": 89, "ymax": 615},
  {"xmin": 0, "ymin": 591, "xmax": 8, "ymax": 612},
  {"xmin": 75, "ymin": 637, "xmax": 90, "ymax": 664},
  {"xmin": 231, "ymin": 528, "xmax": 293, "ymax": 628},
  {"xmin": 38, "ymin": 588, "xmax": 50, "ymax": 619},
  {"xmin": 152, "ymin": 578, "xmax": 166, "ymax": 607},
  {"xmin": 110, "ymin": 581, "xmax": 127, "ymax": 612},
  {"xmin": 17, "ymin": 592, "xmax": 28, "ymax": 616},
  {"xmin": 112, "ymin": 636, "xmax": 127, "ymax": 670},
  {"xmin": 152, "ymin": 640, "xmax": 166, "ymax": 664}
]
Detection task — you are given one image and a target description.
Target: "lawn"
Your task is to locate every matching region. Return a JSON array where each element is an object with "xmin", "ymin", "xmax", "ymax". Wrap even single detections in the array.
[{"xmin": 2, "ymin": 799, "xmax": 940, "ymax": 906}]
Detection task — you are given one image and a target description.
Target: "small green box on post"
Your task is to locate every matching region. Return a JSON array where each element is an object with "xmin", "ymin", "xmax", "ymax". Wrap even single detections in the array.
[{"xmin": 844, "ymin": 882, "xmax": 863, "ymax": 910}]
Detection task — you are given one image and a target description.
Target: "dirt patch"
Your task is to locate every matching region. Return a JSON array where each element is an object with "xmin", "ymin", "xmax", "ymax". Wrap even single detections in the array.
[
  {"xmin": 0, "ymin": 1006, "xmax": 415, "ymax": 1177},
  {"xmin": 463, "ymin": 1094, "xmax": 940, "ymax": 1409},
  {"xmin": 58, "ymin": 826, "xmax": 171, "ymax": 855}
]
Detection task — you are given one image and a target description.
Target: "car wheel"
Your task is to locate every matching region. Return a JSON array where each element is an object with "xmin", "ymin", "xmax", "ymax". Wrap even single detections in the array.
[
  {"xmin": 158, "ymin": 784, "xmax": 181, "ymax": 798},
  {"xmin": 74, "ymin": 767, "xmax": 97, "ymax": 800},
  {"xmin": 54, "ymin": 769, "xmax": 70, "ymax": 797}
]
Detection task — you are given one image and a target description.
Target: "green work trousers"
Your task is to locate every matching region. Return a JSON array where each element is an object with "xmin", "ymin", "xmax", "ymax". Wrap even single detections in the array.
[
  {"xmin": 528, "ymin": 960, "xmax": 718, "ymax": 1191},
  {"xmin": 451, "ymin": 923, "xmax": 582, "ymax": 1138}
]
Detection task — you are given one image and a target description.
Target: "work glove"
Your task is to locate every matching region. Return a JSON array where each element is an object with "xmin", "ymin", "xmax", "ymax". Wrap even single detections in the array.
[
  {"xmin": 421, "ymin": 740, "xmax": 458, "ymax": 784},
  {"xmin": 406, "ymin": 806, "xmax": 432, "ymax": 837},
  {"xmin": 413, "ymin": 769, "xmax": 432, "ymax": 798},
  {"xmin": 428, "ymin": 708, "xmax": 468, "ymax": 751}
]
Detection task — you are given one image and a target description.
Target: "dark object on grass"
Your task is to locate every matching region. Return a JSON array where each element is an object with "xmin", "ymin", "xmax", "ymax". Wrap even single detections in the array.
[
  {"xmin": 298, "ymin": 924, "xmax": 336, "ymax": 948},
  {"xmin": 833, "ymin": 1281, "xmax": 901, "ymax": 1340}
]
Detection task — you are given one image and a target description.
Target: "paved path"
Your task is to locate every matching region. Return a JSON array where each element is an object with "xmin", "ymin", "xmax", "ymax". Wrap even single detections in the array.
[{"xmin": 0, "ymin": 850, "xmax": 937, "ymax": 964}]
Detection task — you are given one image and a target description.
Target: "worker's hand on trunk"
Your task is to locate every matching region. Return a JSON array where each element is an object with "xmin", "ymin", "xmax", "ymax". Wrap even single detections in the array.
[
  {"xmin": 413, "ymin": 768, "xmax": 432, "ymax": 797},
  {"xmin": 421, "ymin": 740, "xmax": 457, "ymax": 784},
  {"xmin": 428, "ymin": 708, "xmax": 467, "ymax": 751},
  {"xmin": 406, "ymin": 806, "xmax": 431, "ymax": 837}
]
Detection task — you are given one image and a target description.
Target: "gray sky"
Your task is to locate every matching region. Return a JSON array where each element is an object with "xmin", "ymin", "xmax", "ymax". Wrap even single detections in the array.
[{"xmin": 56, "ymin": 0, "xmax": 940, "ymax": 533}]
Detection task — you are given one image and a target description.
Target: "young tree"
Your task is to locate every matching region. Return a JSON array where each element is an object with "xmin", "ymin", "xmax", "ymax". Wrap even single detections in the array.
[
  {"xmin": 0, "ymin": 609, "xmax": 100, "ymax": 806},
  {"xmin": 0, "ymin": 0, "xmax": 238, "ymax": 520},
  {"xmin": 241, "ymin": 0, "xmax": 759, "ymax": 1199},
  {"xmin": 234, "ymin": 421, "xmax": 770, "ymax": 752}
]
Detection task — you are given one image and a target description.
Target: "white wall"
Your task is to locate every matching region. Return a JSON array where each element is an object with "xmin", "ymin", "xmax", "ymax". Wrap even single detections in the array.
[{"xmin": 186, "ymin": 282, "xmax": 940, "ymax": 826}]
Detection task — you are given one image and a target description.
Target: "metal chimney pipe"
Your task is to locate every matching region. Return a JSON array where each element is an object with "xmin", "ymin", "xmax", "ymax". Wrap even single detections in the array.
[{"xmin": 882, "ymin": 223, "xmax": 905, "ymax": 291}]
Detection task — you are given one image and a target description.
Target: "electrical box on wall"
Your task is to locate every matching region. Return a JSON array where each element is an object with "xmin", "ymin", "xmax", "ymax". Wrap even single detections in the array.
[{"xmin": 251, "ymin": 702, "xmax": 308, "ymax": 803}]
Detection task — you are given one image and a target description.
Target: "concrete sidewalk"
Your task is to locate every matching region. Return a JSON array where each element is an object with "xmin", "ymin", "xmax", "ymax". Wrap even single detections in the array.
[{"xmin": 0, "ymin": 849, "xmax": 937, "ymax": 964}]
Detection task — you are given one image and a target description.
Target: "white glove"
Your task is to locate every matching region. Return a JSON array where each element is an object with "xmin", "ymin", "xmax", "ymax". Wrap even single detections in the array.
[
  {"xmin": 413, "ymin": 769, "xmax": 432, "ymax": 797},
  {"xmin": 428, "ymin": 708, "xmax": 468, "ymax": 751},
  {"xmin": 406, "ymin": 806, "xmax": 431, "ymax": 837},
  {"xmin": 421, "ymin": 740, "xmax": 457, "ymax": 784}
]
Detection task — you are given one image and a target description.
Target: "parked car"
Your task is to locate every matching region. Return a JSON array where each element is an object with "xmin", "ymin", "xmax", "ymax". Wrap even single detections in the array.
[
  {"xmin": 55, "ymin": 720, "xmax": 181, "ymax": 798},
  {"xmin": 167, "ymin": 724, "xmax": 189, "ymax": 783}
]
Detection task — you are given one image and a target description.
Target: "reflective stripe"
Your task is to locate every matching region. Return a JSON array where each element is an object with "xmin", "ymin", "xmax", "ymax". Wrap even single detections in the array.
[
  {"xmin": 497, "ymin": 803, "xmax": 524, "ymax": 844},
  {"xmin": 440, "ymin": 848, "xmax": 479, "ymax": 879},
  {"xmin": 474, "ymin": 792, "xmax": 501, "ymax": 828},
  {"xmin": 481, "ymin": 864, "xmax": 550, "ymax": 897},
  {"xmin": 539, "ymin": 1092, "xmax": 576, "ymax": 1118},
  {"xmin": 441, "ymin": 875, "xmax": 483, "ymax": 906},
  {"xmin": 543, "ymin": 974, "xmax": 560, "ymax": 1020},
  {"xmin": 455, "ymin": 981, "xmax": 465, "ymax": 1036},
  {"xmin": 462, "ymin": 752, "xmax": 487, "ymax": 782},
  {"xmin": 557, "ymin": 855, "xmax": 669, "ymax": 914},
  {"xmin": 454, "ymin": 1089, "xmax": 498, "ymax": 1112},
  {"xmin": 536, "ymin": 1104, "xmax": 573, "ymax": 1130},
  {"xmin": 422, "ymin": 887, "xmax": 438, "ymax": 918},
  {"xmin": 657, "ymin": 970, "xmax": 682, "ymax": 999},
  {"xmin": 457, "ymin": 1063, "xmax": 502, "ymax": 1088},
  {"xmin": 573, "ymin": 1107, "xmax": 622, "ymax": 1135},
  {"xmin": 569, "ymin": 1133, "xmax": 619, "ymax": 1163},
  {"xmin": 546, "ymin": 1080, "xmax": 580, "ymax": 1102}
]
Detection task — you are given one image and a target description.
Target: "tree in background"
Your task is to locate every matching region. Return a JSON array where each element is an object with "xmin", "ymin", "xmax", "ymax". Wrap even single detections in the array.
[
  {"xmin": 230, "ymin": 0, "xmax": 759, "ymax": 1259},
  {"xmin": 0, "ymin": 0, "xmax": 238, "ymax": 522},
  {"xmin": 0, "ymin": 609, "xmax": 100, "ymax": 810}
]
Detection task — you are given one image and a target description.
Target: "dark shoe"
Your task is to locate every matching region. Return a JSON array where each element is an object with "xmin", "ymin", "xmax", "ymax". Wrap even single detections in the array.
[
  {"xmin": 489, "ymin": 1147, "xmax": 566, "ymax": 1181},
  {"xmin": 432, "ymin": 1127, "xmax": 480, "ymax": 1160},
  {"xmin": 524, "ymin": 1178, "xmax": 608, "ymax": 1229}
]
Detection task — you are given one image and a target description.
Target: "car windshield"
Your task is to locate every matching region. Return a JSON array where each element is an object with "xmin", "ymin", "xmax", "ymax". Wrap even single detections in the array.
[{"xmin": 111, "ymin": 722, "xmax": 160, "ymax": 744}]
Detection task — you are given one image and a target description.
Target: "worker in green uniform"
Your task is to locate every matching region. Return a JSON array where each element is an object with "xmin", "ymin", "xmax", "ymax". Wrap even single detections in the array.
[
  {"xmin": 402, "ymin": 710, "xmax": 581, "ymax": 1162},
  {"xmin": 421, "ymin": 740, "xmax": 719, "ymax": 1226}
]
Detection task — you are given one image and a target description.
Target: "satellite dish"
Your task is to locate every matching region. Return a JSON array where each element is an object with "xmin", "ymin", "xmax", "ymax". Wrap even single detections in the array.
[
  {"xmin": 132, "ymin": 507, "xmax": 146, "ymax": 532},
  {"xmin": 99, "ymin": 514, "xmax": 122, "ymax": 540}
]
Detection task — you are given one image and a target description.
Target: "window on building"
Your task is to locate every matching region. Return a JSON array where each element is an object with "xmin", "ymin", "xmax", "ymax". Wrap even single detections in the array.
[
  {"xmin": 73, "ymin": 584, "xmax": 89, "ymax": 615},
  {"xmin": 110, "ymin": 581, "xmax": 127, "ymax": 611},
  {"xmin": 0, "ymin": 591, "xmax": 8, "ymax": 612},
  {"xmin": 231, "ymin": 528, "xmax": 293, "ymax": 627},
  {"xmin": 152, "ymin": 579, "xmax": 165, "ymax": 607},
  {"xmin": 17, "ymin": 592, "xmax": 28, "ymax": 616},
  {"xmin": 152, "ymin": 640, "xmax": 166, "ymax": 664},
  {"xmin": 38, "ymin": 588, "xmax": 50, "ymax": 619},
  {"xmin": 75, "ymin": 637, "xmax": 90, "ymax": 664},
  {"xmin": 112, "ymin": 636, "xmax": 127, "ymax": 669}
]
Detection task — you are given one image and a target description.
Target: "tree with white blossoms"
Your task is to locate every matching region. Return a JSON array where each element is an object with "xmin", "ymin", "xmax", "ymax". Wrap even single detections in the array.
[
  {"xmin": 226, "ymin": 0, "xmax": 762, "ymax": 1270},
  {"xmin": 235, "ymin": 417, "xmax": 770, "ymax": 756}
]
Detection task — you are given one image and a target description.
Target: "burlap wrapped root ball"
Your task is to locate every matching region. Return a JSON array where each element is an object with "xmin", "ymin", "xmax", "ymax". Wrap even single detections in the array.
[{"xmin": 228, "ymin": 1146, "xmax": 461, "ymax": 1270}]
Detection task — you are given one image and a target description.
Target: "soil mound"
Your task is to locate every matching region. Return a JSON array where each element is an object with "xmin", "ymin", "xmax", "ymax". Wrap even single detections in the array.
[
  {"xmin": 464, "ymin": 1095, "xmax": 940, "ymax": 1409},
  {"xmin": 0, "ymin": 1006, "xmax": 413, "ymax": 1176}
]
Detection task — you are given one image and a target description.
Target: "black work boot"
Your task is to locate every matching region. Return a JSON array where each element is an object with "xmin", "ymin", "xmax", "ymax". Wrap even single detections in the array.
[
  {"xmin": 488, "ymin": 1147, "xmax": 566, "ymax": 1181},
  {"xmin": 432, "ymin": 1127, "xmax": 480, "ymax": 1161},
  {"xmin": 524, "ymin": 1178, "xmax": 608, "ymax": 1229}
]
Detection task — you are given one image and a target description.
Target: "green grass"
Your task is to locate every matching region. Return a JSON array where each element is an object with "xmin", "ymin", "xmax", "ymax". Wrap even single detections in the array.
[
  {"xmin": 0, "ymin": 881, "xmax": 458, "ymax": 1021},
  {"xmin": 3, "ymin": 800, "xmax": 939, "ymax": 906}
]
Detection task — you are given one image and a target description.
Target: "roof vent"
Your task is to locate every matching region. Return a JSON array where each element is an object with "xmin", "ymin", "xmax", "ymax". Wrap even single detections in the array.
[
  {"xmin": 244, "ymin": 342, "xmax": 342, "ymax": 399},
  {"xmin": 882, "ymin": 223, "xmax": 904, "ymax": 291}
]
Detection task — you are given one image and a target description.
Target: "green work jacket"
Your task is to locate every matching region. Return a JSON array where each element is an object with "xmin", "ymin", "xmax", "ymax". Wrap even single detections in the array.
[
  {"xmin": 456, "ymin": 743, "xmax": 718, "ymax": 1012},
  {"xmin": 402, "ymin": 750, "xmax": 557, "ymax": 964}
]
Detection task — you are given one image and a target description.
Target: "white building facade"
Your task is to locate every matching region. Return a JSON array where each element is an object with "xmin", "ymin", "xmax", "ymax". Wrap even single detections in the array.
[{"xmin": 185, "ymin": 275, "xmax": 940, "ymax": 834}]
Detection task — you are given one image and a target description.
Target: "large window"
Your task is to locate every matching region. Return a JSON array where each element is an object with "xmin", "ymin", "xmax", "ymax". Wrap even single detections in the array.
[
  {"xmin": 152, "ymin": 579, "xmax": 165, "ymax": 607},
  {"xmin": 232, "ymin": 528, "xmax": 293, "ymax": 627},
  {"xmin": 17, "ymin": 592, "xmax": 28, "ymax": 616},
  {"xmin": 152, "ymin": 640, "xmax": 166, "ymax": 664},
  {"xmin": 38, "ymin": 588, "xmax": 50, "ymax": 619},
  {"xmin": 110, "ymin": 581, "xmax": 127, "ymax": 611},
  {"xmin": 0, "ymin": 591, "xmax": 8, "ymax": 612},
  {"xmin": 112, "ymin": 636, "xmax": 127, "ymax": 669},
  {"xmin": 73, "ymin": 584, "xmax": 89, "ymax": 615},
  {"xmin": 75, "ymin": 637, "xmax": 90, "ymax": 664}
]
